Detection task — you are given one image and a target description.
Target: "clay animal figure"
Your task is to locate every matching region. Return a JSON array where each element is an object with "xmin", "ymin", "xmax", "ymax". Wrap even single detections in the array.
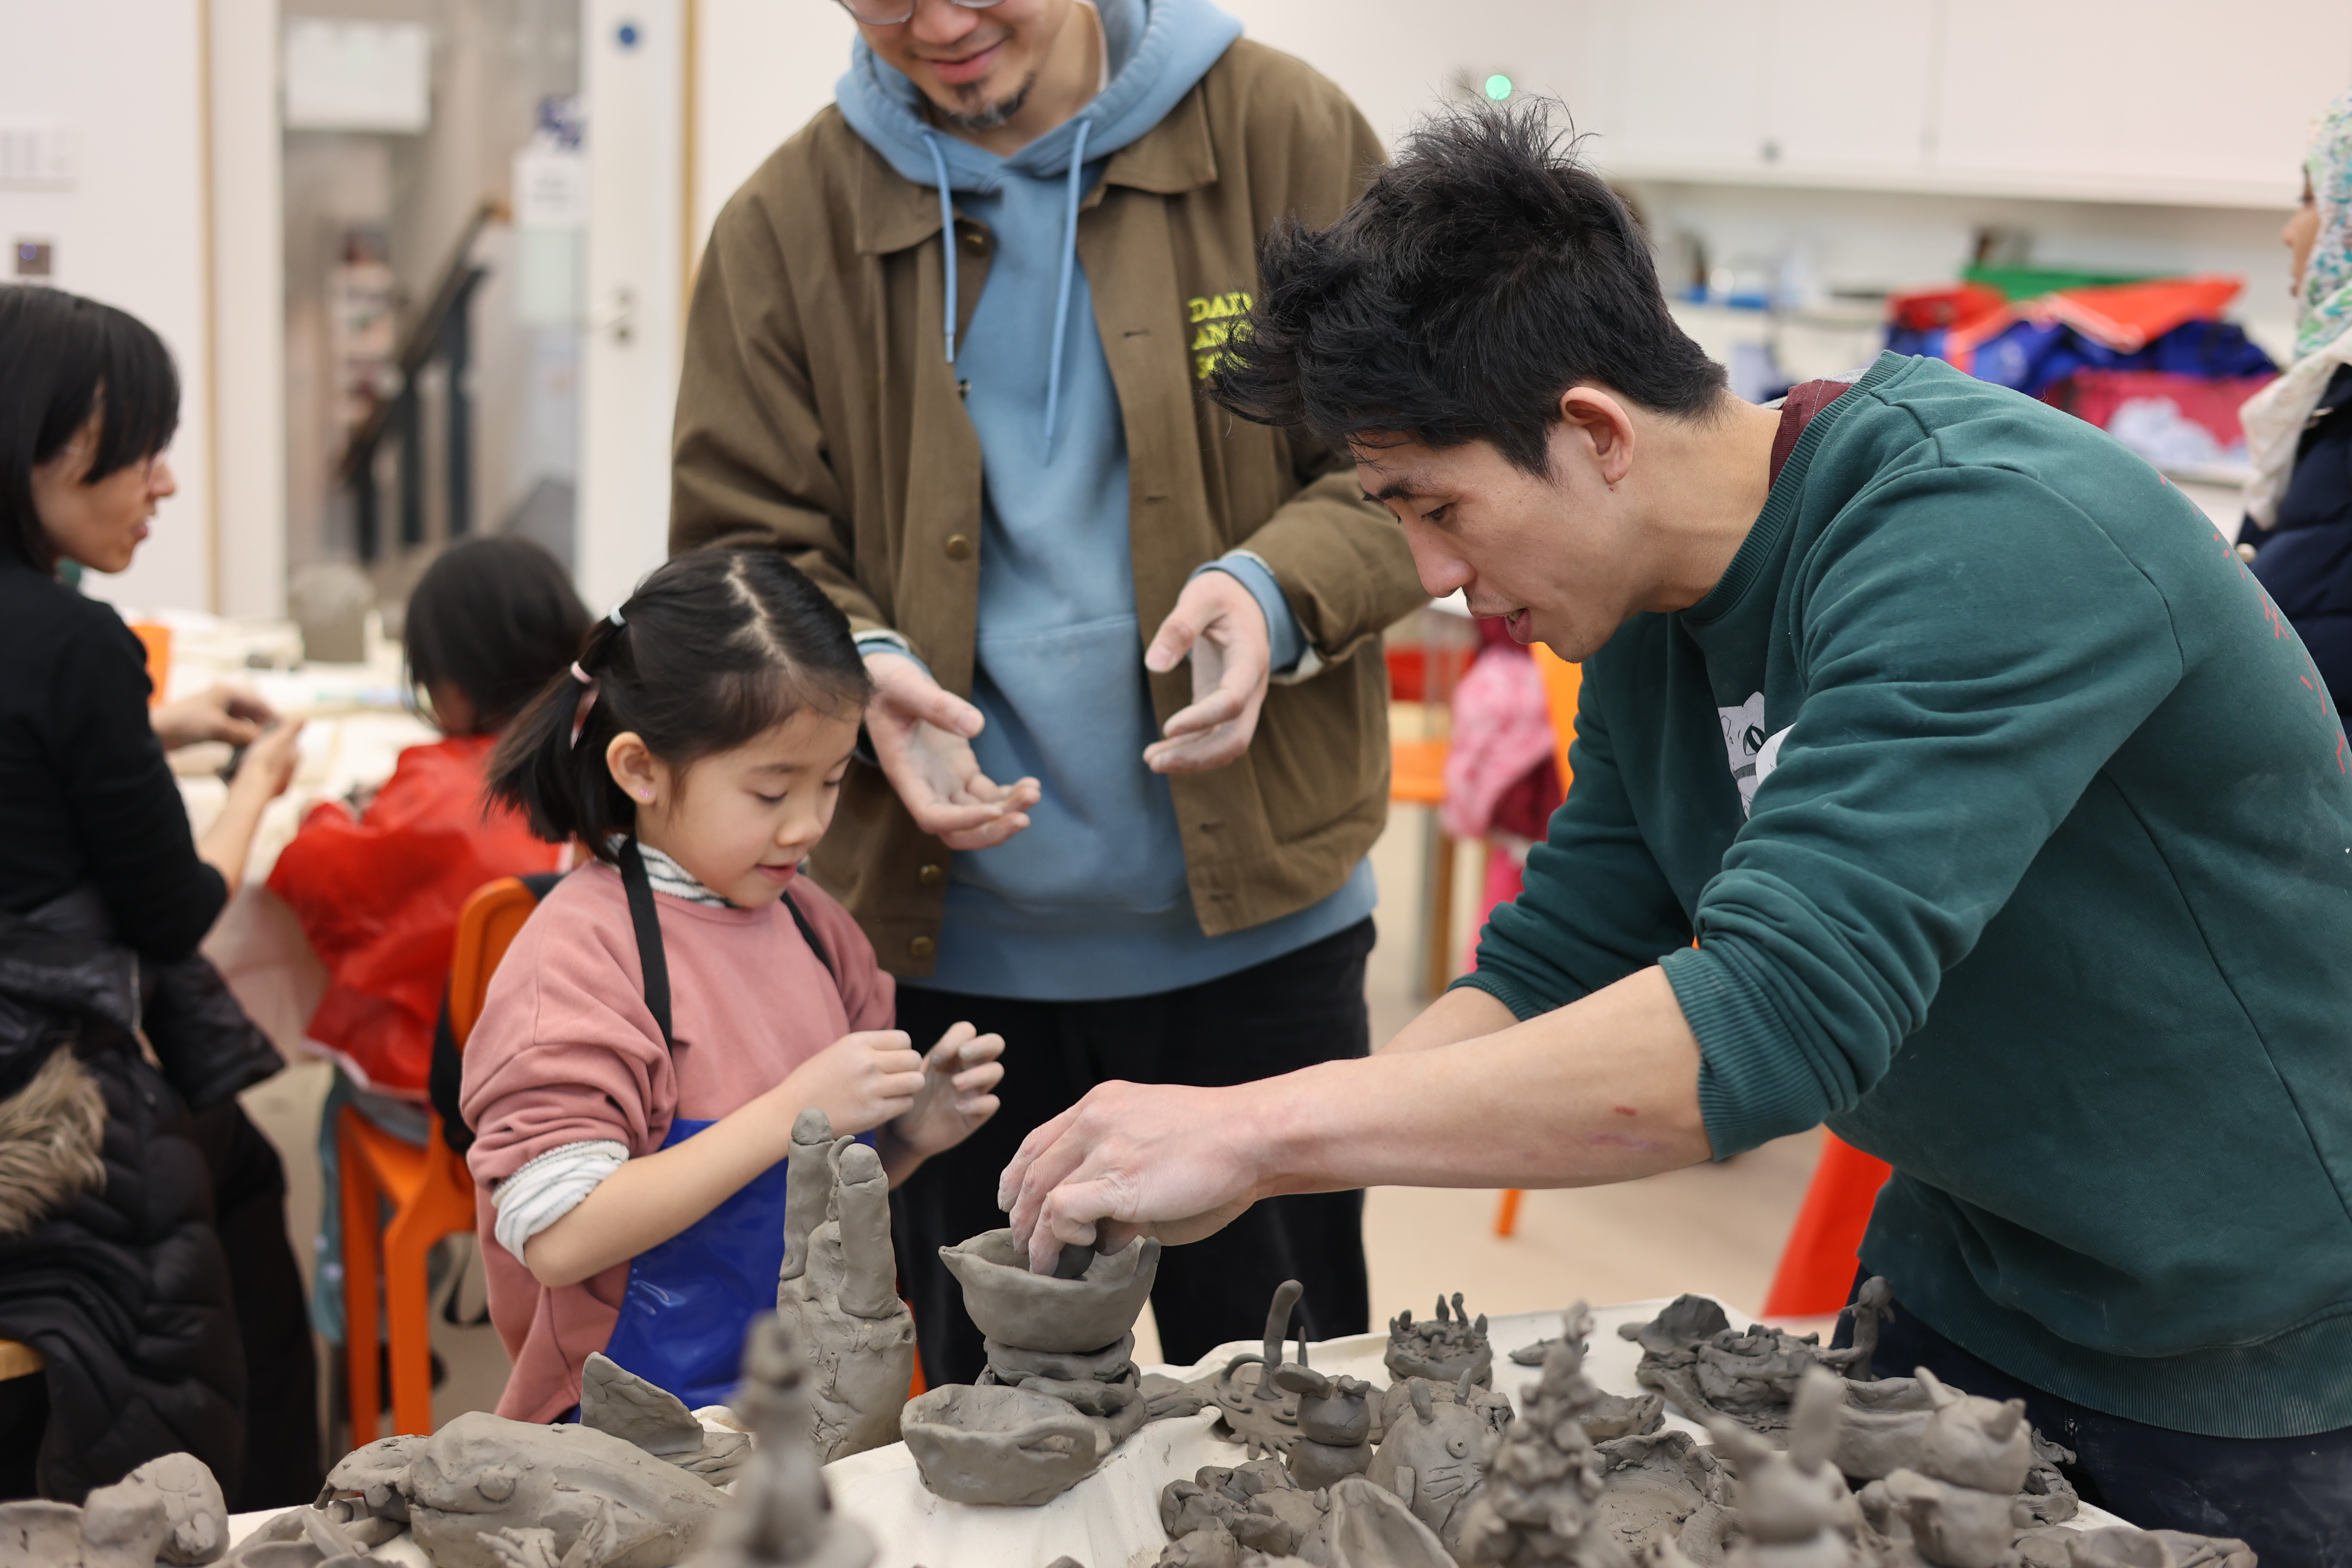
[
  {"xmin": 0, "ymin": 1451, "xmax": 232, "ymax": 1568},
  {"xmin": 1367, "ymin": 1370, "xmax": 1513, "ymax": 1556},
  {"xmin": 1819, "ymin": 1278, "xmax": 1896, "ymax": 1374},
  {"xmin": 404, "ymin": 1414, "xmax": 728, "ymax": 1568},
  {"xmin": 1859, "ymin": 1369, "xmax": 2034, "ymax": 1568},
  {"xmin": 2011, "ymin": 1526, "xmax": 2256, "ymax": 1568},
  {"xmin": 1709, "ymin": 1367, "xmax": 1862, "ymax": 1568},
  {"xmin": 937, "ymin": 1227, "xmax": 1160, "ymax": 1354},
  {"xmin": 682, "ymin": 1315, "xmax": 874, "ymax": 1568},
  {"xmin": 1202, "ymin": 1280, "xmax": 1314, "ymax": 1460},
  {"xmin": 1387, "ymin": 1293, "xmax": 1493, "ymax": 1388},
  {"xmin": 775, "ymin": 1110, "xmax": 917, "ymax": 1463},
  {"xmin": 1271, "ymin": 1341, "xmax": 1374, "ymax": 1490}
]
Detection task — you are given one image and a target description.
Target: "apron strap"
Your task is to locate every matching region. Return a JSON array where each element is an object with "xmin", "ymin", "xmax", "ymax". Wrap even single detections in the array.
[
  {"xmin": 779, "ymin": 891, "xmax": 836, "ymax": 985},
  {"xmin": 618, "ymin": 838, "xmax": 674, "ymax": 1050}
]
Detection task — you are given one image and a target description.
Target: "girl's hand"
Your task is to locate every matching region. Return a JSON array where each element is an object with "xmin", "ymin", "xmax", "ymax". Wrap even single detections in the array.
[
  {"xmin": 889, "ymin": 1021, "xmax": 1006, "ymax": 1160},
  {"xmin": 781, "ymin": 1029, "xmax": 925, "ymax": 1135}
]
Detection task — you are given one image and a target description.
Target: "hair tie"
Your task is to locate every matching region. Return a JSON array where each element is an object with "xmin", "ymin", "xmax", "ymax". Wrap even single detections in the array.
[
  {"xmin": 570, "ymin": 661, "xmax": 594, "ymax": 686},
  {"xmin": 607, "ymin": 604, "xmax": 626, "ymax": 627}
]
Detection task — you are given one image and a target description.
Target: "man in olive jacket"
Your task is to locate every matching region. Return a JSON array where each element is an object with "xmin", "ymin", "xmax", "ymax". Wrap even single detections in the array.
[{"xmin": 670, "ymin": 0, "xmax": 1424, "ymax": 1380}]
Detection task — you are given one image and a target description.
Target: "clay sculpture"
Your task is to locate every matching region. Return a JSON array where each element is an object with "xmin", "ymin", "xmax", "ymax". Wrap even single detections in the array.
[
  {"xmin": 1368, "ymin": 1370, "xmax": 1514, "ymax": 1557},
  {"xmin": 1310, "ymin": 1475, "xmax": 1460, "ymax": 1568},
  {"xmin": 936, "ymin": 1227, "xmax": 1160, "ymax": 1354},
  {"xmin": 901, "ymin": 1225, "xmax": 1165, "ymax": 1506},
  {"xmin": 1271, "ymin": 1339, "xmax": 1375, "ymax": 1490},
  {"xmin": 1708, "ymin": 1367, "xmax": 1868, "ymax": 1568},
  {"xmin": 2015, "ymin": 1527, "xmax": 2257, "ymax": 1568},
  {"xmin": 0, "ymin": 1451, "xmax": 231, "ymax": 1568},
  {"xmin": 1460, "ymin": 1305, "xmax": 1724, "ymax": 1568},
  {"xmin": 1155, "ymin": 1462, "xmax": 1455, "ymax": 1568},
  {"xmin": 1202, "ymin": 1281, "xmax": 1313, "ymax": 1459},
  {"xmin": 681, "ymin": 1316, "xmax": 875, "ymax": 1568},
  {"xmin": 1857, "ymin": 1369, "xmax": 2034, "ymax": 1568},
  {"xmin": 1619, "ymin": 1296, "xmax": 1827, "ymax": 1441},
  {"xmin": 775, "ymin": 1110, "xmax": 917, "ymax": 1464},
  {"xmin": 1387, "ymin": 1294, "xmax": 1493, "ymax": 1389}
]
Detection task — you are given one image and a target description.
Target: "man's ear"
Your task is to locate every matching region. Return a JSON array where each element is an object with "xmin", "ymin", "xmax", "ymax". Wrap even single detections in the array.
[
  {"xmin": 1555, "ymin": 386, "xmax": 1638, "ymax": 488},
  {"xmin": 604, "ymin": 731, "xmax": 665, "ymax": 807}
]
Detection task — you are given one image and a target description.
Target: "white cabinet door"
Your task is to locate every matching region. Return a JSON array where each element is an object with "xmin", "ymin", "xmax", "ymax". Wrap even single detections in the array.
[
  {"xmin": 1605, "ymin": 0, "xmax": 1772, "ymax": 169},
  {"xmin": 1765, "ymin": 0, "xmax": 1938, "ymax": 175},
  {"xmin": 1933, "ymin": 0, "xmax": 2352, "ymax": 202}
]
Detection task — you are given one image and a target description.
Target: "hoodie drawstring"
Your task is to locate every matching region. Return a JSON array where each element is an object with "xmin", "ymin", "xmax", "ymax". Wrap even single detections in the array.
[
  {"xmin": 922, "ymin": 131, "xmax": 959, "ymax": 365},
  {"xmin": 1042, "ymin": 116, "xmax": 1092, "ymax": 463}
]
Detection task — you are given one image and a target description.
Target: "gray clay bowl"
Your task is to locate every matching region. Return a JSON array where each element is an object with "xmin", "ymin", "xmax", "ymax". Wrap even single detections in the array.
[
  {"xmin": 900, "ymin": 1384, "xmax": 1105, "ymax": 1507},
  {"xmin": 937, "ymin": 1230, "xmax": 1161, "ymax": 1354}
]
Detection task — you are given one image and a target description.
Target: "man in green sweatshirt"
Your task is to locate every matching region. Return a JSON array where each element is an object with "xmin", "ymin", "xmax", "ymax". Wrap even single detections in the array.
[{"xmin": 996, "ymin": 107, "xmax": 2352, "ymax": 1556}]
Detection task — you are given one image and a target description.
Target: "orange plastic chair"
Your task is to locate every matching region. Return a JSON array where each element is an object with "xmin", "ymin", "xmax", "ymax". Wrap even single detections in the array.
[
  {"xmin": 1494, "ymin": 647, "xmax": 1583, "ymax": 1239},
  {"xmin": 1761, "ymin": 1132, "xmax": 1895, "ymax": 1318},
  {"xmin": 342, "ymin": 876, "xmax": 543, "ymax": 1441}
]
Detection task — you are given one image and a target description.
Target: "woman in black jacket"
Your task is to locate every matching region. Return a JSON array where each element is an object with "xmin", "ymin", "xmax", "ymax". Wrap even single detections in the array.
[
  {"xmin": 2241, "ymin": 89, "xmax": 2352, "ymax": 708},
  {"xmin": 0, "ymin": 286, "xmax": 319, "ymax": 1507}
]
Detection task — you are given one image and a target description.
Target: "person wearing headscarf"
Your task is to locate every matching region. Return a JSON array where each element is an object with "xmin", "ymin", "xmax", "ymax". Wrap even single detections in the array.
[{"xmin": 2240, "ymin": 87, "xmax": 2352, "ymax": 707}]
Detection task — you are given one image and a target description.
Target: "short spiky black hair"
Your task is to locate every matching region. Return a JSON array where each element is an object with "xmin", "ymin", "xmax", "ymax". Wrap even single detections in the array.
[{"xmin": 1208, "ymin": 101, "xmax": 1727, "ymax": 474}]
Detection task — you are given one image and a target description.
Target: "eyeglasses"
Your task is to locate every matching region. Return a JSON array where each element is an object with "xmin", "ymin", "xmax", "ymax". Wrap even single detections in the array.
[{"xmin": 835, "ymin": 0, "xmax": 1005, "ymax": 26}]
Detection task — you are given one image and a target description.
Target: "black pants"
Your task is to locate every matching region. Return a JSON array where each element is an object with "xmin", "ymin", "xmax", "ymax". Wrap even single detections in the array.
[
  {"xmin": 183, "ymin": 1102, "xmax": 322, "ymax": 1511},
  {"xmin": 891, "ymin": 919, "xmax": 1375, "ymax": 1384},
  {"xmin": 1832, "ymin": 1271, "xmax": 2352, "ymax": 1566}
]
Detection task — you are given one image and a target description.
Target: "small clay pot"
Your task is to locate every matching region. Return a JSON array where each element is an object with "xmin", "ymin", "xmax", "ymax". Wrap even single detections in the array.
[
  {"xmin": 938, "ymin": 1230, "xmax": 1161, "ymax": 1354},
  {"xmin": 900, "ymin": 1385, "xmax": 1106, "ymax": 1507}
]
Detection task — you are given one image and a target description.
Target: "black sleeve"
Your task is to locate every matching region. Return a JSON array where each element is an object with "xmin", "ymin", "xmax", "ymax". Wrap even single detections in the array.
[{"xmin": 46, "ymin": 609, "xmax": 228, "ymax": 960}]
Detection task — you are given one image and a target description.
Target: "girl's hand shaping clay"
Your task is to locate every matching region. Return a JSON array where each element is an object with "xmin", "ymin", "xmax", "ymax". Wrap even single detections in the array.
[
  {"xmin": 889, "ymin": 1020, "xmax": 1006, "ymax": 1160},
  {"xmin": 782, "ymin": 1029, "xmax": 926, "ymax": 1136},
  {"xmin": 998, "ymin": 1078, "xmax": 1259, "ymax": 1274}
]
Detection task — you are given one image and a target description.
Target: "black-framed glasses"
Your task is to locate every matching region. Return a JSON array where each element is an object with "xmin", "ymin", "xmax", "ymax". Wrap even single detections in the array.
[{"xmin": 836, "ymin": 0, "xmax": 1006, "ymax": 24}]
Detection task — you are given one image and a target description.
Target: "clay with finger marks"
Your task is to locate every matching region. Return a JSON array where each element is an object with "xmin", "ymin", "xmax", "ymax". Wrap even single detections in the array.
[{"xmin": 775, "ymin": 1111, "xmax": 917, "ymax": 1464}]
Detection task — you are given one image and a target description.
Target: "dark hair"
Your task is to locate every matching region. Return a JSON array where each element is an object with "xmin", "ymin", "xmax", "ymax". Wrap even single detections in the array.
[
  {"xmin": 1207, "ymin": 101, "xmax": 1728, "ymax": 475},
  {"xmin": 406, "ymin": 536, "xmax": 591, "ymax": 732},
  {"xmin": 487, "ymin": 548, "xmax": 873, "ymax": 859},
  {"xmin": 0, "ymin": 286, "xmax": 181, "ymax": 568}
]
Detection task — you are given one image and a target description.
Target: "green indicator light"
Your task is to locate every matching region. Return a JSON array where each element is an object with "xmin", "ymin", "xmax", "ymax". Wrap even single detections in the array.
[{"xmin": 1483, "ymin": 73, "xmax": 1513, "ymax": 102}]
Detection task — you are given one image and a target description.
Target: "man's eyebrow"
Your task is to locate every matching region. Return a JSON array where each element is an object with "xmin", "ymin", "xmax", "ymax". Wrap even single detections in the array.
[{"xmin": 1360, "ymin": 475, "xmax": 1428, "ymax": 504}]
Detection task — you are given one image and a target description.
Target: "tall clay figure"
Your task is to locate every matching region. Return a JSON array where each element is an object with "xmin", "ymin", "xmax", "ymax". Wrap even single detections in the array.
[{"xmin": 776, "ymin": 1110, "xmax": 917, "ymax": 1461}]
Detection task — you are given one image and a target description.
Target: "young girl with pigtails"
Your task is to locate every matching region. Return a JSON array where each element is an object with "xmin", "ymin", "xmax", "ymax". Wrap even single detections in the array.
[{"xmin": 460, "ymin": 547, "xmax": 1006, "ymax": 1421}]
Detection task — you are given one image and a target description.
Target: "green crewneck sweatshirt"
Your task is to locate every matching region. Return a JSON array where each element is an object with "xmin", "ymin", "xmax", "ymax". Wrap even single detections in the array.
[{"xmin": 1461, "ymin": 352, "xmax": 2352, "ymax": 1439}]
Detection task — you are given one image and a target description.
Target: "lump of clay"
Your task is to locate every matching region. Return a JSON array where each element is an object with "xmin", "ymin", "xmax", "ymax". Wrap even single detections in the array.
[
  {"xmin": 938, "ymin": 1227, "xmax": 1160, "ymax": 1354},
  {"xmin": 1158, "ymin": 1460, "xmax": 1332, "ymax": 1562},
  {"xmin": 580, "ymin": 1354, "xmax": 753, "ymax": 1485},
  {"xmin": 1307, "ymin": 1475, "xmax": 1458, "ymax": 1568},
  {"xmin": 0, "ymin": 1450, "xmax": 235, "ymax": 1568},
  {"xmin": 900, "ymin": 1384, "xmax": 1107, "ymax": 1507},
  {"xmin": 1386, "ymin": 1293, "xmax": 1493, "ymax": 1388},
  {"xmin": 682, "ymin": 1315, "xmax": 874, "ymax": 1568},
  {"xmin": 776, "ymin": 1111, "xmax": 917, "ymax": 1464},
  {"xmin": 1859, "ymin": 1369, "xmax": 2034, "ymax": 1568},
  {"xmin": 2013, "ymin": 1525, "xmax": 2255, "ymax": 1568}
]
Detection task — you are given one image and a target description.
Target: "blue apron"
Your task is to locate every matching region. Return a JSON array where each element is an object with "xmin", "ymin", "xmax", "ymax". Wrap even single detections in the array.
[{"xmin": 588, "ymin": 839, "xmax": 851, "ymax": 1412}]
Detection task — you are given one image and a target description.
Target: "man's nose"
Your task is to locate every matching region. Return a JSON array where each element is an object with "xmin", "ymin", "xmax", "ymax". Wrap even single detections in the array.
[
  {"xmin": 1403, "ymin": 525, "xmax": 1471, "ymax": 599},
  {"xmin": 908, "ymin": 0, "xmax": 983, "ymax": 43},
  {"xmin": 150, "ymin": 456, "xmax": 178, "ymax": 500}
]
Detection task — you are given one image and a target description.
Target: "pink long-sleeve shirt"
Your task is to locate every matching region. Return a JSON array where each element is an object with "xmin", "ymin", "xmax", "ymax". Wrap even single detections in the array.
[{"xmin": 460, "ymin": 861, "xmax": 892, "ymax": 1421}]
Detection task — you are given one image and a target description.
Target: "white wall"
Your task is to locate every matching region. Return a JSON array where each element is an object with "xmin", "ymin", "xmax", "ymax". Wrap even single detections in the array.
[
  {"xmin": 212, "ymin": 0, "xmax": 289, "ymax": 620},
  {"xmin": 0, "ymin": 0, "xmax": 215, "ymax": 612}
]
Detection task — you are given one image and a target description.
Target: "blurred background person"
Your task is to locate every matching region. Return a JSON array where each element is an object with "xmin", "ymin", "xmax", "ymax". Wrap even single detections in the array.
[{"xmin": 2240, "ymin": 87, "xmax": 2352, "ymax": 706}]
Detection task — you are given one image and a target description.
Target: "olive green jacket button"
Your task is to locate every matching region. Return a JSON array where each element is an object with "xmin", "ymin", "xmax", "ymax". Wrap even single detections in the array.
[
  {"xmin": 908, "ymin": 935, "xmax": 937, "ymax": 961},
  {"xmin": 943, "ymin": 533, "xmax": 973, "ymax": 561},
  {"xmin": 917, "ymin": 862, "xmax": 944, "ymax": 886}
]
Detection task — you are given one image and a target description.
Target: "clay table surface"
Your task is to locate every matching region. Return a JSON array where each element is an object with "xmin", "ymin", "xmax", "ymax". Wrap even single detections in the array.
[{"xmin": 222, "ymin": 1297, "xmax": 2130, "ymax": 1565}]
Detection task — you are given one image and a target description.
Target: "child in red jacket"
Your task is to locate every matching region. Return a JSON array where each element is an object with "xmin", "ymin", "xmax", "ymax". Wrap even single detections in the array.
[{"xmin": 269, "ymin": 536, "xmax": 587, "ymax": 1348}]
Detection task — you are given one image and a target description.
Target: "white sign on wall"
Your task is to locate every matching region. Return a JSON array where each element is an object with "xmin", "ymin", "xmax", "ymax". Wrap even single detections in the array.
[{"xmin": 284, "ymin": 20, "xmax": 433, "ymax": 134}]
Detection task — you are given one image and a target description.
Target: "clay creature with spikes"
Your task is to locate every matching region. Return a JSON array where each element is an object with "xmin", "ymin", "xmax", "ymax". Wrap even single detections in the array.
[{"xmin": 1387, "ymin": 1292, "xmax": 1494, "ymax": 1388}]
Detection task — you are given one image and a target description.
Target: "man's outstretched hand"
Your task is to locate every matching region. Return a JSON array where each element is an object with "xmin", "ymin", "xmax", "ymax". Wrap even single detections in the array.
[
  {"xmin": 1143, "ymin": 570, "xmax": 1273, "ymax": 774},
  {"xmin": 997, "ymin": 1079, "xmax": 1262, "ymax": 1274},
  {"xmin": 864, "ymin": 650, "xmax": 1041, "ymax": 851}
]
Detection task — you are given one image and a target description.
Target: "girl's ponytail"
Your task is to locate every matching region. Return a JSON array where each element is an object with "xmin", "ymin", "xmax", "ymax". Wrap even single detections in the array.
[{"xmin": 486, "ymin": 608, "xmax": 636, "ymax": 849}]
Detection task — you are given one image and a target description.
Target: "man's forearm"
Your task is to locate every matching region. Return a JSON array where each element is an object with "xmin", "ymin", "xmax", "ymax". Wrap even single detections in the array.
[{"xmin": 1262, "ymin": 966, "xmax": 1712, "ymax": 1193}]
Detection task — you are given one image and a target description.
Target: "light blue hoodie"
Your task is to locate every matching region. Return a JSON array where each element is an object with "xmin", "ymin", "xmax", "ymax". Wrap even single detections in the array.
[{"xmin": 835, "ymin": 0, "xmax": 1375, "ymax": 1001}]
